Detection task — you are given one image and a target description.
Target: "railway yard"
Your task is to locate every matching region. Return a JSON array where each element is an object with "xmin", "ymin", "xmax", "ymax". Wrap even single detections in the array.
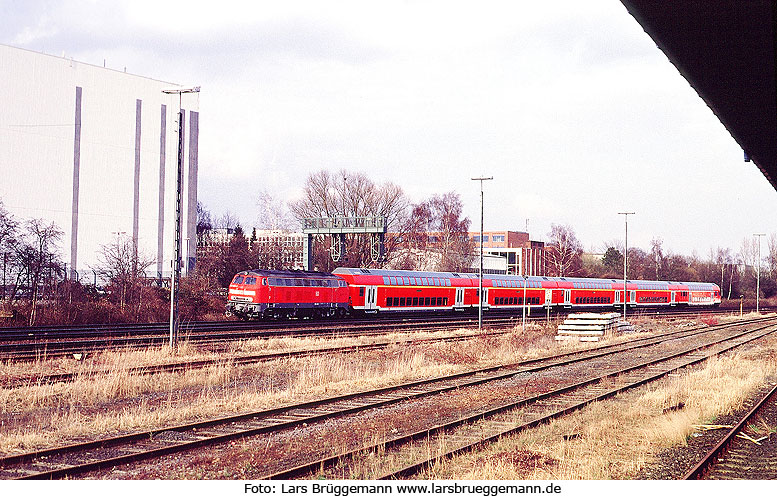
[{"xmin": 1, "ymin": 310, "xmax": 776, "ymax": 480}]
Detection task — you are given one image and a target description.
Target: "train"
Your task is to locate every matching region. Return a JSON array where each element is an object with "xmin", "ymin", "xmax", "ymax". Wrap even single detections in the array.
[{"xmin": 225, "ymin": 267, "xmax": 721, "ymax": 320}]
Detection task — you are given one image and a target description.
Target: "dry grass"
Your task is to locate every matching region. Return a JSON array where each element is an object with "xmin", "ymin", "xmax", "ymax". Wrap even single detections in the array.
[
  {"xmin": 0, "ymin": 314, "xmax": 732, "ymax": 465},
  {"xmin": 0, "ymin": 323, "xmax": 566, "ymax": 455},
  {"xmin": 420, "ymin": 339, "xmax": 777, "ymax": 480}
]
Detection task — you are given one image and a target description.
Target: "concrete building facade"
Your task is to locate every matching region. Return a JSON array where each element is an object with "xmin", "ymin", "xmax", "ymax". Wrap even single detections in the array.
[{"xmin": 0, "ymin": 44, "xmax": 200, "ymax": 281}]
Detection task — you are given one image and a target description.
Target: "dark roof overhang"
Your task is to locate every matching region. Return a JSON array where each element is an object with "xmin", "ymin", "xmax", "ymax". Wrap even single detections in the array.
[{"xmin": 619, "ymin": 1, "xmax": 777, "ymax": 189}]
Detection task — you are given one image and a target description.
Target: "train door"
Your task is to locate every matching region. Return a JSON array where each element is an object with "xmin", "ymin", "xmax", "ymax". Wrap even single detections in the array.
[
  {"xmin": 615, "ymin": 290, "xmax": 622, "ymax": 305},
  {"xmin": 563, "ymin": 289, "xmax": 571, "ymax": 307},
  {"xmin": 545, "ymin": 289, "xmax": 552, "ymax": 306},
  {"xmin": 481, "ymin": 288, "xmax": 489, "ymax": 309},
  {"xmin": 629, "ymin": 291, "xmax": 636, "ymax": 305},
  {"xmin": 670, "ymin": 291, "xmax": 676, "ymax": 305},
  {"xmin": 454, "ymin": 288, "xmax": 465, "ymax": 310},
  {"xmin": 364, "ymin": 285, "xmax": 378, "ymax": 311}
]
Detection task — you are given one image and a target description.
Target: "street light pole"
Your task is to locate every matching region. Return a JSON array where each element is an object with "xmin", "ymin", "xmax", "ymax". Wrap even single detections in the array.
[
  {"xmin": 472, "ymin": 176, "xmax": 493, "ymax": 331},
  {"xmin": 754, "ymin": 233, "xmax": 765, "ymax": 314},
  {"xmin": 618, "ymin": 212, "xmax": 635, "ymax": 319},
  {"xmin": 162, "ymin": 86, "xmax": 200, "ymax": 350}
]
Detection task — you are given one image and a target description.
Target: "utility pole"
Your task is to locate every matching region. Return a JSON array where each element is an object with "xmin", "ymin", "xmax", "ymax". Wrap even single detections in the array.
[
  {"xmin": 754, "ymin": 233, "xmax": 765, "ymax": 314},
  {"xmin": 472, "ymin": 176, "xmax": 493, "ymax": 331},
  {"xmin": 618, "ymin": 212, "xmax": 635, "ymax": 319},
  {"xmin": 162, "ymin": 86, "xmax": 200, "ymax": 350}
]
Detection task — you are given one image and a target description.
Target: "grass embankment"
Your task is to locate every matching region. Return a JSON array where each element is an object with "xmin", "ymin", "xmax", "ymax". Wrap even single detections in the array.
[
  {"xmin": 420, "ymin": 338, "xmax": 777, "ymax": 479},
  {"xmin": 0, "ymin": 323, "xmax": 560, "ymax": 455}
]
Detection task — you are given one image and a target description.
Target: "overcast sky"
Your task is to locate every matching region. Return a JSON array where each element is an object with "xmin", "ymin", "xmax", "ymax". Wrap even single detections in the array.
[{"xmin": 4, "ymin": 0, "xmax": 776, "ymax": 257}]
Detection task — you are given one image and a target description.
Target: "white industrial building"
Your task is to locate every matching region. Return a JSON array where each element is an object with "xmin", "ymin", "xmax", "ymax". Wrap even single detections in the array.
[{"xmin": 0, "ymin": 44, "xmax": 200, "ymax": 282}]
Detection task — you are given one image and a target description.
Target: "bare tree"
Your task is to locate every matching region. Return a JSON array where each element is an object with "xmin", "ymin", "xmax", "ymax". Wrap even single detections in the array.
[
  {"xmin": 256, "ymin": 189, "xmax": 297, "ymax": 231},
  {"xmin": 767, "ymin": 233, "xmax": 777, "ymax": 278},
  {"xmin": 289, "ymin": 170, "xmax": 408, "ymax": 269},
  {"xmin": 93, "ymin": 234, "xmax": 156, "ymax": 314},
  {"xmin": 196, "ymin": 202, "xmax": 213, "ymax": 247},
  {"xmin": 21, "ymin": 219, "xmax": 64, "ymax": 325},
  {"xmin": 546, "ymin": 224, "xmax": 583, "ymax": 277},
  {"xmin": 649, "ymin": 237, "xmax": 665, "ymax": 280},
  {"xmin": 0, "ymin": 201, "xmax": 18, "ymax": 304}
]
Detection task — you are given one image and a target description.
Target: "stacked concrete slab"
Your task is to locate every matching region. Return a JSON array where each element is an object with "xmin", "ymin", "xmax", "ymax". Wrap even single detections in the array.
[{"xmin": 555, "ymin": 313, "xmax": 634, "ymax": 342}]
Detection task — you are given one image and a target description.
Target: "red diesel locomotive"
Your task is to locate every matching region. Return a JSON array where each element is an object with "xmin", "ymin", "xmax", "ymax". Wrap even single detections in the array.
[
  {"xmin": 226, "ymin": 269, "xmax": 350, "ymax": 319},
  {"xmin": 226, "ymin": 267, "xmax": 721, "ymax": 320}
]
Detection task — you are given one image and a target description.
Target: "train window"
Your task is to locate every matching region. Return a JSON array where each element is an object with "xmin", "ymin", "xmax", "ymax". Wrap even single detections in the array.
[
  {"xmin": 403, "ymin": 277, "xmax": 410, "ymax": 286},
  {"xmin": 399, "ymin": 297, "xmax": 406, "ymax": 306},
  {"xmin": 339, "ymin": 280, "xmax": 347, "ymax": 287},
  {"xmin": 383, "ymin": 277, "xmax": 390, "ymax": 285},
  {"xmin": 443, "ymin": 297, "xmax": 448, "ymax": 306},
  {"xmin": 233, "ymin": 276, "xmax": 244, "ymax": 284},
  {"xmin": 412, "ymin": 297, "xmax": 419, "ymax": 306},
  {"xmin": 424, "ymin": 297, "xmax": 430, "ymax": 306},
  {"xmin": 359, "ymin": 287, "xmax": 365, "ymax": 297},
  {"xmin": 388, "ymin": 297, "xmax": 394, "ymax": 307},
  {"xmin": 262, "ymin": 278, "xmax": 267, "ymax": 286},
  {"xmin": 446, "ymin": 279, "xmax": 451, "ymax": 287}
]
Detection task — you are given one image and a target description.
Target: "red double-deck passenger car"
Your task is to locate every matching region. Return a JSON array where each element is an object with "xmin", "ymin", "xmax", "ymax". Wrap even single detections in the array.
[{"xmin": 226, "ymin": 267, "xmax": 721, "ymax": 319}]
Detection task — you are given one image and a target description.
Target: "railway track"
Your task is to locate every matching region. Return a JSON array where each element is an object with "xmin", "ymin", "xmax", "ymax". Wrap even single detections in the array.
[
  {"xmin": 2, "ymin": 309, "xmax": 741, "ymax": 388},
  {"xmin": 0, "ymin": 316, "xmax": 518, "ymax": 361},
  {"xmin": 0, "ymin": 328, "xmax": 503, "ymax": 389},
  {"xmin": 1, "ymin": 315, "xmax": 773, "ymax": 480},
  {"xmin": 684, "ymin": 380, "xmax": 777, "ymax": 479},
  {"xmin": 0, "ymin": 308, "xmax": 745, "ymax": 361}
]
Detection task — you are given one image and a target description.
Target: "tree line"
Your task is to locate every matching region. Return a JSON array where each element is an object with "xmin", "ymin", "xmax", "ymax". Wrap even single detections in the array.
[{"xmin": 1, "ymin": 170, "xmax": 774, "ymax": 325}]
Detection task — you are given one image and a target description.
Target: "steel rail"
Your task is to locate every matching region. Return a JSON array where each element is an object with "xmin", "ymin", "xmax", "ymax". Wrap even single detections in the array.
[
  {"xmin": 4, "ymin": 317, "xmax": 767, "ymax": 479},
  {"xmin": 0, "ymin": 307, "xmax": 751, "ymax": 361},
  {"xmin": 267, "ymin": 323, "xmax": 777, "ymax": 479},
  {"xmin": 0, "ymin": 315, "xmax": 529, "ymax": 360},
  {"xmin": 683, "ymin": 380, "xmax": 777, "ymax": 480},
  {"xmin": 5, "ymin": 314, "xmax": 769, "ymax": 389}
]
